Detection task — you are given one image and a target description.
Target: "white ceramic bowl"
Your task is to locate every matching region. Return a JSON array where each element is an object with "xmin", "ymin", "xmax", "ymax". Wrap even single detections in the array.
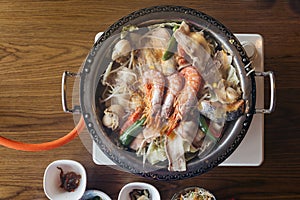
[
  {"xmin": 43, "ymin": 160, "xmax": 87, "ymax": 200},
  {"xmin": 118, "ymin": 182, "xmax": 160, "ymax": 200},
  {"xmin": 171, "ymin": 187, "xmax": 216, "ymax": 200},
  {"xmin": 80, "ymin": 190, "xmax": 112, "ymax": 200}
]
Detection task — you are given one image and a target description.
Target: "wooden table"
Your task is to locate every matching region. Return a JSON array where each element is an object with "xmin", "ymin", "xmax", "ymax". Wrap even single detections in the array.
[{"xmin": 0, "ymin": 1, "xmax": 299, "ymax": 199}]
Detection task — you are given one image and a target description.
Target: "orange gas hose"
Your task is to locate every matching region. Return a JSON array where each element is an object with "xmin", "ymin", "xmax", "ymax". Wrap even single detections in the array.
[{"xmin": 0, "ymin": 116, "xmax": 85, "ymax": 151}]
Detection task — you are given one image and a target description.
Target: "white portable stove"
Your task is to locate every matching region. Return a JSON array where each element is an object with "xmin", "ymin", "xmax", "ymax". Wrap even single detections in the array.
[{"xmin": 91, "ymin": 33, "xmax": 265, "ymax": 167}]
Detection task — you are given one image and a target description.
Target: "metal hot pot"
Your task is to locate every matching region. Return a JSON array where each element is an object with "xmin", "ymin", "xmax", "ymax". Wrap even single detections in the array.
[{"xmin": 62, "ymin": 5, "xmax": 275, "ymax": 180}]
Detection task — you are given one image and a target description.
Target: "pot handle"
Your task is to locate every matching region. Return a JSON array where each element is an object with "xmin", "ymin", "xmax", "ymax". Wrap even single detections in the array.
[
  {"xmin": 62, "ymin": 71, "xmax": 81, "ymax": 113},
  {"xmin": 0, "ymin": 71, "xmax": 85, "ymax": 151},
  {"xmin": 254, "ymin": 71, "xmax": 276, "ymax": 114}
]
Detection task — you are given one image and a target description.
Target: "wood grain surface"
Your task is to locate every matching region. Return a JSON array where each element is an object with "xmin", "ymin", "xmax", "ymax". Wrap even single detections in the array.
[{"xmin": 0, "ymin": 0, "xmax": 299, "ymax": 199}]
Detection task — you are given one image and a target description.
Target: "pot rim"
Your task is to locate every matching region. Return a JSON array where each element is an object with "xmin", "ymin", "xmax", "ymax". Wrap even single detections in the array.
[{"xmin": 79, "ymin": 5, "xmax": 255, "ymax": 180}]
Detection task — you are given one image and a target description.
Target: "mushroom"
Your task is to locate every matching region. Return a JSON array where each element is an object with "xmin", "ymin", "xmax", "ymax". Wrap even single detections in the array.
[
  {"xmin": 214, "ymin": 79, "xmax": 241, "ymax": 104},
  {"xmin": 102, "ymin": 104, "xmax": 125, "ymax": 130},
  {"xmin": 111, "ymin": 39, "xmax": 131, "ymax": 62}
]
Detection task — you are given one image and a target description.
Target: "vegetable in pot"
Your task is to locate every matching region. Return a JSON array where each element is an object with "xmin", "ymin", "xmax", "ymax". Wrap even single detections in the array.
[
  {"xmin": 199, "ymin": 115, "xmax": 217, "ymax": 143},
  {"xmin": 162, "ymin": 25, "xmax": 180, "ymax": 61},
  {"xmin": 119, "ymin": 117, "xmax": 146, "ymax": 146}
]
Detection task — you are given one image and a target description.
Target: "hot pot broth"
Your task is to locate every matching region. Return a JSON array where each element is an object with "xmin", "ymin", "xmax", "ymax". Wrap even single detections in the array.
[{"xmin": 96, "ymin": 21, "xmax": 245, "ymax": 172}]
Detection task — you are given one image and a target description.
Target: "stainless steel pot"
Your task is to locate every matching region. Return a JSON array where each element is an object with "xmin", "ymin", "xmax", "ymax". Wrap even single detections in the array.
[{"xmin": 62, "ymin": 5, "xmax": 275, "ymax": 180}]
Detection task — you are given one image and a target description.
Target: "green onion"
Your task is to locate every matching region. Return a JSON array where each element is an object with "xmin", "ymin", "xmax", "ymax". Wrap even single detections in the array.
[
  {"xmin": 119, "ymin": 117, "xmax": 146, "ymax": 146},
  {"xmin": 162, "ymin": 25, "xmax": 180, "ymax": 61},
  {"xmin": 199, "ymin": 115, "xmax": 217, "ymax": 143}
]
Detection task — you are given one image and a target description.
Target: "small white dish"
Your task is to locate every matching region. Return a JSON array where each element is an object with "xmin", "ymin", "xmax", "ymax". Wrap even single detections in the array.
[
  {"xmin": 171, "ymin": 187, "xmax": 216, "ymax": 200},
  {"xmin": 80, "ymin": 190, "xmax": 112, "ymax": 200},
  {"xmin": 43, "ymin": 160, "xmax": 87, "ymax": 200},
  {"xmin": 118, "ymin": 182, "xmax": 160, "ymax": 200}
]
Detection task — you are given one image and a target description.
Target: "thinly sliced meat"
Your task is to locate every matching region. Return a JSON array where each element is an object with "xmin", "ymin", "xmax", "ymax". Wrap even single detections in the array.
[
  {"xmin": 175, "ymin": 120, "xmax": 199, "ymax": 145},
  {"xmin": 129, "ymin": 133, "xmax": 145, "ymax": 151},
  {"xmin": 165, "ymin": 134, "xmax": 186, "ymax": 171},
  {"xmin": 173, "ymin": 21, "xmax": 222, "ymax": 84}
]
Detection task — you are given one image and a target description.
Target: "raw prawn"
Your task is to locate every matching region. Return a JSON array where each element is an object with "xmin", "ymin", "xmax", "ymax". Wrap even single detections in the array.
[
  {"xmin": 176, "ymin": 44, "xmax": 189, "ymax": 67},
  {"xmin": 142, "ymin": 69, "xmax": 165, "ymax": 126},
  {"xmin": 161, "ymin": 72, "xmax": 184, "ymax": 119},
  {"xmin": 167, "ymin": 66, "xmax": 203, "ymax": 135}
]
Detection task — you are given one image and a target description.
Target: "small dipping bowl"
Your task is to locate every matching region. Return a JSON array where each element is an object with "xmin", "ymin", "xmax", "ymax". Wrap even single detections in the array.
[
  {"xmin": 171, "ymin": 187, "xmax": 216, "ymax": 200},
  {"xmin": 118, "ymin": 182, "xmax": 161, "ymax": 200},
  {"xmin": 80, "ymin": 190, "xmax": 112, "ymax": 200},
  {"xmin": 43, "ymin": 160, "xmax": 87, "ymax": 200}
]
